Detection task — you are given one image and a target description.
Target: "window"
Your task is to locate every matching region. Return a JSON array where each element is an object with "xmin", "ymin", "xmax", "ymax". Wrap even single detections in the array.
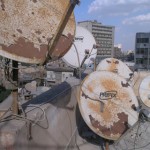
[
  {"xmin": 136, "ymin": 48, "xmax": 148, "ymax": 54},
  {"xmin": 136, "ymin": 58, "xmax": 144, "ymax": 64},
  {"xmin": 137, "ymin": 38, "xmax": 149, "ymax": 43}
]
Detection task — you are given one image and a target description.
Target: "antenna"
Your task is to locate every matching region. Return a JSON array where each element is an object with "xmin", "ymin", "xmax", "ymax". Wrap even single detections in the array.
[
  {"xmin": 96, "ymin": 58, "xmax": 133, "ymax": 80},
  {"xmin": 62, "ymin": 26, "xmax": 97, "ymax": 68},
  {"xmin": 78, "ymin": 71, "xmax": 139, "ymax": 140}
]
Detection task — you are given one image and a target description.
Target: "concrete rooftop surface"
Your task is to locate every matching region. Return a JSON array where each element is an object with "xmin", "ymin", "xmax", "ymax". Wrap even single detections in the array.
[{"xmin": 0, "ymin": 75, "xmax": 150, "ymax": 150}]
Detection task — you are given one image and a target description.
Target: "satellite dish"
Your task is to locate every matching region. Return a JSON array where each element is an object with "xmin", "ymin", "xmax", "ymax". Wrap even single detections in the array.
[
  {"xmin": 78, "ymin": 71, "xmax": 139, "ymax": 140},
  {"xmin": 96, "ymin": 58, "xmax": 133, "ymax": 80},
  {"xmin": 131, "ymin": 71, "xmax": 150, "ymax": 97},
  {"xmin": 0, "ymin": 0, "xmax": 75, "ymax": 64},
  {"xmin": 139, "ymin": 75, "xmax": 150, "ymax": 107},
  {"xmin": 62, "ymin": 26, "xmax": 97, "ymax": 68}
]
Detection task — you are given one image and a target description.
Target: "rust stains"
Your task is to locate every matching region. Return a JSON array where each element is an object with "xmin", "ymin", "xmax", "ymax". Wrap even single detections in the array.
[
  {"xmin": 106, "ymin": 59, "xmax": 119, "ymax": 72},
  {"xmin": 35, "ymin": 30, "xmax": 41, "ymax": 35},
  {"xmin": 37, "ymin": 38, "xmax": 42, "ymax": 43},
  {"xmin": 32, "ymin": 0, "xmax": 37, "ymax": 3},
  {"xmin": 0, "ymin": 0, "xmax": 5, "ymax": 11},
  {"xmin": 82, "ymin": 92, "xmax": 88, "ymax": 99},
  {"xmin": 117, "ymin": 90, "xmax": 130, "ymax": 101},
  {"xmin": 88, "ymin": 102, "xmax": 113, "ymax": 123},
  {"xmin": 87, "ymin": 84, "xmax": 94, "ymax": 93},
  {"xmin": 121, "ymin": 81, "xmax": 130, "ymax": 88},
  {"xmin": 106, "ymin": 60, "xmax": 111, "ymax": 63},
  {"xmin": 0, "ymin": 37, "xmax": 47, "ymax": 59},
  {"xmin": 100, "ymin": 78, "xmax": 119, "ymax": 91},
  {"xmin": 89, "ymin": 112, "xmax": 129, "ymax": 138},
  {"xmin": 14, "ymin": 0, "xmax": 25, "ymax": 9},
  {"xmin": 114, "ymin": 60, "xmax": 119, "ymax": 64},
  {"xmin": 16, "ymin": 29, "xmax": 22, "ymax": 34},
  {"xmin": 0, "ymin": 0, "xmax": 75, "ymax": 63},
  {"xmin": 38, "ymin": 7, "xmax": 50, "ymax": 18},
  {"xmin": 131, "ymin": 104, "xmax": 136, "ymax": 111},
  {"xmin": 50, "ymin": 33, "xmax": 74, "ymax": 59}
]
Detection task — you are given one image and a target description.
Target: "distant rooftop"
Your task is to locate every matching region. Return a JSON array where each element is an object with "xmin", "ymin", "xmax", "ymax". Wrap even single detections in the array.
[
  {"xmin": 78, "ymin": 20, "xmax": 102, "ymax": 24},
  {"xmin": 78, "ymin": 20, "xmax": 115, "ymax": 28},
  {"xmin": 136, "ymin": 32, "xmax": 150, "ymax": 34}
]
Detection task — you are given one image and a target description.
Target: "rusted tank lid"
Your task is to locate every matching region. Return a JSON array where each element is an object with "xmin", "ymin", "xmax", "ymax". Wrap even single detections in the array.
[
  {"xmin": 96, "ymin": 58, "xmax": 133, "ymax": 80},
  {"xmin": 0, "ymin": 0, "xmax": 75, "ymax": 64},
  {"xmin": 139, "ymin": 75, "xmax": 150, "ymax": 107},
  {"xmin": 78, "ymin": 71, "xmax": 139, "ymax": 140}
]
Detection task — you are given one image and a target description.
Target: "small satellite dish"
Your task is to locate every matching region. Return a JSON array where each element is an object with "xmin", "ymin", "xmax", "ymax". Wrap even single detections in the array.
[
  {"xmin": 78, "ymin": 71, "xmax": 139, "ymax": 140},
  {"xmin": 96, "ymin": 58, "xmax": 133, "ymax": 80},
  {"xmin": 139, "ymin": 75, "xmax": 150, "ymax": 107},
  {"xmin": 62, "ymin": 26, "xmax": 97, "ymax": 68},
  {"xmin": 25, "ymin": 81, "xmax": 37, "ymax": 93},
  {"xmin": 0, "ymin": 0, "xmax": 75, "ymax": 64}
]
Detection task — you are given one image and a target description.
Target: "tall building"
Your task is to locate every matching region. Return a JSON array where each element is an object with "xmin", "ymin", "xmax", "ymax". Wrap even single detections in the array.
[
  {"xmin": 78, "ymin": 20, "xmax": 115, "ymax": 63},
  {"xmin": 135, "ymin": 32, "xmax": 150, "ymax": 70},
  {"xmin": 114, "ymin": 44, "xmax": 123, "ymax": 59}
]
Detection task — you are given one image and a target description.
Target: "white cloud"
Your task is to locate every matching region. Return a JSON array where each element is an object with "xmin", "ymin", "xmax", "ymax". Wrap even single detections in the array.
[
  {"xmin": 123, "ymin": 13, "xmax": 150, "ymax": 25},
  {"xmin": 88, "ymin": 0, "xmax": 150, "ymax": 16}
]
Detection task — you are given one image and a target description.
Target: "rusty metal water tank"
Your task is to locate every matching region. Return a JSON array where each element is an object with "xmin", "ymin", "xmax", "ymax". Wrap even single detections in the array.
[
  {"xmin": 0, "ymin": 0, "xmax": 75, "ymax": 64},
  {"xmin": 78, "ymin": 71, "xmax": 139, "ymax": 140}
]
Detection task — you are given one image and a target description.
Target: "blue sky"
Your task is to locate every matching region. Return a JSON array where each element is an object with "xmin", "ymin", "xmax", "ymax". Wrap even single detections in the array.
[{"xmin": 74, "ymin": 0, "xmax": 150, "ymax": 51}]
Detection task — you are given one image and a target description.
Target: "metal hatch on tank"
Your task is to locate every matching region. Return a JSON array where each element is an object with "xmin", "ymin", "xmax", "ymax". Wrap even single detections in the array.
[
  {"xmin": 62, "ymin": 26, "xmax": 97, "ymax": 68},
  {"xmin": 0, "ymin": 0, "xmax": 76, "ymax": 64},
  {"xmin": 139, "ymin": 75, "xmax": 150, "ymax": 108},
  {"xmin": 78, "ymin": 71, "xmax": 139, "ymax": 140},
  {"xmin": 96, "ymin": 58, "xmax": 133, "ymax": 80}
]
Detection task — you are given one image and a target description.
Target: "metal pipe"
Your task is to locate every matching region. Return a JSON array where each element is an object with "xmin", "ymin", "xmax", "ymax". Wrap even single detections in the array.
[
  {"xmin": 105, "ymin": 141, "xmax": 109, "ymax": 150},
  {"xmin": 11, "ymin": 60, "xmax": 18, "ymax": 115}
]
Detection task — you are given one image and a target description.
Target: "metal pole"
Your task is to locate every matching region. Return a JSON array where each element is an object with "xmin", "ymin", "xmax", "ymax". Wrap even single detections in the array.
[
  {"xmin": 11, "ymin": 60, "xmax": 18, "ymax": 114},
  {"xmin": 105, "ymin": 141, "xmax": 109, "ymax": 150}
]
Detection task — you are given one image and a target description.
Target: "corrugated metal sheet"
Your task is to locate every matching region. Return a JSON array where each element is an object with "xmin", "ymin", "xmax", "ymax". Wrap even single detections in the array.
[{"xmin": 0, "ymin": 0, "xmax": 75, "ymax": 64}]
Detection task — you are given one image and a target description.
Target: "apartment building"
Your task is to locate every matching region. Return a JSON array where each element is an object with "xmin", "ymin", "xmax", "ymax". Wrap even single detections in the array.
[
  {"xmin": 135, "ymin": 32, "xmax": 150, "ymax": 70},
  {"xmin": 78, "ymin": 20, "xmax": 115, "ymax": 63}
]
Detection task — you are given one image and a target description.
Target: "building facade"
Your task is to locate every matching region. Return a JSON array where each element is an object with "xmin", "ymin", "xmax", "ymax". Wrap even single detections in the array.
[
  {"xmin": 78, "ymin": 20, "xmax": 115, "ymax": 63},
  {"xmin": 114, "ymin": 44, "xmax": 123, "ymax": 59},
  {"xmin": 135, "ymin": 32, "xmax": 150, "ymax": 70}
]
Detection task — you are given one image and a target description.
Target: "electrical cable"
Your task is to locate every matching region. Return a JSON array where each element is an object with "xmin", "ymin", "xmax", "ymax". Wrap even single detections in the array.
[{"xmin": 0, "ymin": 113, "xmax": 49, "ymax": 130}]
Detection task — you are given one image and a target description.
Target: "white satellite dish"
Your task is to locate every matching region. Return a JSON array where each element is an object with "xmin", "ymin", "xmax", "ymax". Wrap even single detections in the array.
[
  {"xmin": 78, "ymin": 71, "xmax": 139, "ymax": 140},
  {"xmin": 139, "ymin": 75, "xmax": 150, "ymax": 107},
  {"xmin": 62, "ymin": 26, "xmax": 97, "ymax": 68},
  {"xmin": 96, "ymin": 58, "xmax": 133, "ymax": 80}
]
